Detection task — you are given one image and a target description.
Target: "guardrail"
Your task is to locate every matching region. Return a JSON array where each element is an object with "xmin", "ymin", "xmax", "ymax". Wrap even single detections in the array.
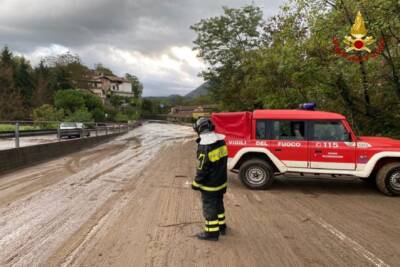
[
  {"xmin": 0, "ymin": 121, "xmax": 138, "ymax": 149},
  {"xmin": 0, "ymin": 129, "xmax": 58, "ymax": 138}
]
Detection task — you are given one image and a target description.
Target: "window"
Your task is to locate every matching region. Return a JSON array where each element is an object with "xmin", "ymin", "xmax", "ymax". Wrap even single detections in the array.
[
  {"xmin": 271, "ymin": 121, "xmax": 305, "ymax": 140},
  {"xmin": 311, "ymin": 121, "xmax": 350, "ymax": 141},
  {"xmin": 256, "ymin": 120, "xmax": 267, "ymax": 139}
]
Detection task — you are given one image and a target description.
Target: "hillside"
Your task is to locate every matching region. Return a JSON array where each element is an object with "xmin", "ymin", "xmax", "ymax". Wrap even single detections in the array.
[{"xmin": 184, "ymin": 82, "xmax": 209, "ymax": 98}]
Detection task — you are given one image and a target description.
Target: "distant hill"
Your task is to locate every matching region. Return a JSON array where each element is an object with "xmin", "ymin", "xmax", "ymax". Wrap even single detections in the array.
[
  {"xmin": 185, "ymin": 82, "xmax": 210, "ymax": 98},
  {"xmin": 145, "ymin": 94, "xmax": 181, "ymax": 101},
  {"xmin": 143, "ymin": 83, "xmax": 210, "ymax": 105}
]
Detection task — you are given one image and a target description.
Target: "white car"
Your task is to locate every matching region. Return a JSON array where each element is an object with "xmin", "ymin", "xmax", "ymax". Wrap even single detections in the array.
[{"xmin": 59, "ymin": 122, "xmax": 90, "ymax": 138}]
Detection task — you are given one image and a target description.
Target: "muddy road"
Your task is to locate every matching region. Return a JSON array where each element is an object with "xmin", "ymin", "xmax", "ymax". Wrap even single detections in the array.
[{"xmin": 0, "ymin": 123, "xmax": 399, "ymax": 267}]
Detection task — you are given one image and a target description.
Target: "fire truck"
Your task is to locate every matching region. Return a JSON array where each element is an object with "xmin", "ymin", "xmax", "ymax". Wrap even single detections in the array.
[{"xmin": 211, "ymin": 108, "xmax": 400, "ymax": 196}]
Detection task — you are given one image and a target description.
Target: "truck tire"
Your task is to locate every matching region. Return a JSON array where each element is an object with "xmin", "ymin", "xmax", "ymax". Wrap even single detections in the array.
[
  {"xmin": 376, "ymin": 162, "xmax": 400, "ymax": 196},
  {"xmin": 239, "ymin": 159, "xmax": 274, "ymax": 190}
]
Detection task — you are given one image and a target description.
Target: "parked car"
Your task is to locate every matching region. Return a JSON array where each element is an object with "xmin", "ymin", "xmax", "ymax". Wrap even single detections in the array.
[
  {"xmin": 212, "ymin": 106, "xmax": 400, "ymax": 196},
  {"xmin": 59, "ymin": 122, "xmax": 90, "ymax": 139}
]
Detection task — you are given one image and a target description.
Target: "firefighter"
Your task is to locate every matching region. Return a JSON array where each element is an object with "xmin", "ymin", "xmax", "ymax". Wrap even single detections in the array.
[{"xmin": 192, "ymin": 117, "xmax": 228, "ymax": 241}]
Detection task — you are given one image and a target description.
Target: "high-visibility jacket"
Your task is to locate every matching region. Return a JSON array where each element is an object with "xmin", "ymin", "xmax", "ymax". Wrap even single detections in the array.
[{"xmin": 192, "ymin": 132, "xmax": 228, "ymax": 193}]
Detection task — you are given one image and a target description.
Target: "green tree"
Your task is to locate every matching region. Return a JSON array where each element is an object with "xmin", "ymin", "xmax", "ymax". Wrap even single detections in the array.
[
  {"xmin": 115, "ymin": 112, "xmax": 129, "ymax": 123},
  {"xmin": 91, "ymin": 108, "xmax": 105, "ymax": 122},
  {"xmin": 94, "ymin": 63, "xmax": 114, "ymax": 76},
  {"xmin": 0, "ymin": 46, "xmax": 13, "ymax": 67},
  {"xmin": 0, "ymin": 46, "xmax": 27, "ymax": 120},
  {"xmin": 32, "ymin": 60, "xmax": 52, "ymax": 107},
  {"xmin": 45, "ymin": 53, "xmax": 88, "ymax": 91},
  {"xmin": 66, "ymin": 108, "xmax": 93, "ymax": 122},
  {"xmin": 191, "ymin": 5, "xmax": 265, "ymax": 110},
  {"xmin": 141, "ymin": 99, "xmax": 154, "ymax": 115},
  {"xmin": 125, "ymin": 73, "xmax": 143, "ymax": 99},
  {"xmin": 192, "ymin": 2, "xmax": 400, "ymax": 137},
  {"xmin": 32, "ymin": 104, "xmax": 64, "ymax": 122},
  {"xmin": 54, "ymin": 89, "xmax": 85, "ymax": 113},
  {"xmin": 13, "ymin": 56, "xmax": 35, "ymax": 107}
]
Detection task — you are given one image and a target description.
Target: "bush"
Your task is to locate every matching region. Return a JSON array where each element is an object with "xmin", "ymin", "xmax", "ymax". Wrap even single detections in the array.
[
  {"xmin": 54, "ymin": 89, "xmax": 85, "ymax": 113},
  {"xmin": 65, "ymin": 108, "xmax": 93, "ymax": 122},
  {"xmin": 32, "ymin": 104, "xmax": 64, "ymax": 121},
  {"xmin": 115, "ymin": 112, "xmax": 129, "ymax": 123},
  {"xmin": 32, "ymin": 104, "xmax": 64, "ymax": 128},
  {"xmin": 92, "ymin": 107, "xmax": 105, "ymax": 122}
]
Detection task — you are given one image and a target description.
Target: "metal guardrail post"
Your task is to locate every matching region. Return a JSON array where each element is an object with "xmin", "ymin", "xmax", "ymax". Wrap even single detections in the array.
[
  {"xmin": 95, "ymin": 123, "xmax": 98, "ymax": 137},
  {"xmin": 57, "ymin": 123, "xmax": 61, "ymax": 141},
  {"xmin": 106, "ymin": 125, "xmax": 108, "ymax": 135},
  {"xmin": 15, "ymin": 122, "xmax": 20, "ymax": 148}
]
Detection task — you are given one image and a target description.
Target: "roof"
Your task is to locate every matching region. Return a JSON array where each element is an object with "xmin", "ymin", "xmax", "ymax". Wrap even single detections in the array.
[
  {"xmin": 92, "ymin": 75, "xmax": 130, "ymax": 83},
  {"xmin": 253, "ymin": 109, "xmax": 346, "ymax": 120}
]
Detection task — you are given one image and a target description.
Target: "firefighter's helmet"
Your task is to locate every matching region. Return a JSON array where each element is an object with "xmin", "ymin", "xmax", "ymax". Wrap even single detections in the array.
[{"xmin": 193, "ymin": 117, "xmax": 214, "ymax": 134}]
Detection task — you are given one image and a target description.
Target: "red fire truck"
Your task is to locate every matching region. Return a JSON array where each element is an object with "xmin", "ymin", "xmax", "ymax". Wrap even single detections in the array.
[{"xmin": 211, "ymin": 109, "xmax": 400, "ymax": 196}]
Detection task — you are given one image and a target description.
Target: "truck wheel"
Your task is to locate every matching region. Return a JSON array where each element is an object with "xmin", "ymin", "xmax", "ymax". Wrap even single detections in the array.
[
  {"xmin": 239, "ymin": 159, "xmax": 274, "ymax": 190},
  {"xmin": 376, "ymin": 162, "xmax": 400, "ymax": 196}
]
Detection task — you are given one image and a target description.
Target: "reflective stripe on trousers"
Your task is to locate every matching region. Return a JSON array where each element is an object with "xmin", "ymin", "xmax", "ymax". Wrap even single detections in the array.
[
  {"xmin": 218, "ymin": 213, "xmax": 225, "ymax": 226},
  {"xmin": 204, "ymin": 220, "xmax": 219, "ymax": 232}
]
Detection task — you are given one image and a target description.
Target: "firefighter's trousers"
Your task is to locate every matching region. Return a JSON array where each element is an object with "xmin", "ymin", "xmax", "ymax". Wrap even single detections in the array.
[{"xmin": 201, "ymin": 192, "xmax": 226, "ymax": 234}]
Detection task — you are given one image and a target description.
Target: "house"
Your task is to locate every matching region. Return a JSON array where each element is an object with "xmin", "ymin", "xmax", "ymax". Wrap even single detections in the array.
[
  {"xmin": 85, "ymin": 74, "xmax": 134, "ymax": 103},
  {"xmin": 168, "ymin": 105, "xmax": 217, "ymax": 122}
]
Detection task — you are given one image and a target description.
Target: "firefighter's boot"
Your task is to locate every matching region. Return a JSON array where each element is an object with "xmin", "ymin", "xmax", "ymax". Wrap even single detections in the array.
[
  {"xmin": 196, "ymin": 231, "xmax": 219, "ymax": 241},
  {"xmin": 219, "ymin": 224, "xmax": 227, "ymax": 235},
  {"xmin": 218, "ymin": 213, "xmax": 227, "ymax": 235},
  {"xmin": 197, "ymin": 220, "xmax": 219, "ymax": 241}
]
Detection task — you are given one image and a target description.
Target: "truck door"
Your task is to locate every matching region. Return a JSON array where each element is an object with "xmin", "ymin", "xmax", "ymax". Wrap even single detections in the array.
[
  {"xmin": 308, "ymin": 120, "xmax": 356, "ymax": 170},
  {"xmin": 268, "ymin": 120, "xmax": 308, "ymax": 168}
]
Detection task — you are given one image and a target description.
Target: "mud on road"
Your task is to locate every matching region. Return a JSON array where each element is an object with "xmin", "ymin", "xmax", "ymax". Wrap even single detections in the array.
[{"xmin": 0, "ymin": 123, "xmax": 399, "ymax": 267}]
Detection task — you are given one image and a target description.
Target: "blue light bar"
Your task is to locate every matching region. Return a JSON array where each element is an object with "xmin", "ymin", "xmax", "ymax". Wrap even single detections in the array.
[{"xmin": 299, "ymin": 102, "xmax": 316, "ymax": 110}]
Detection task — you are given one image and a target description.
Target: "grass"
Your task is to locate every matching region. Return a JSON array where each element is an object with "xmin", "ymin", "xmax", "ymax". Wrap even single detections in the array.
[{"xmin": 0, "ymin": 124, "xmax": 43, "ymax": 132}]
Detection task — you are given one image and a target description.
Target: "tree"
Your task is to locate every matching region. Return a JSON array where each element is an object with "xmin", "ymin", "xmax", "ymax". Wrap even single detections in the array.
[
  {"xmin": 125, "ymin": 73, "xmax": 143, "ymax": 99},
  {"xmin": 141, "ymin": 99, "xmax": 154, "ymax": 115},
  {"xmin": 191, "ymin": 5, "xmax": 264, "ymax": 66},
  {"xmin": 32, "ymin": 60, "xmax": 52, "ymax": 107},
  {"xmin": 13, "ymin": 56, "xmax": 35, "ymax": 107},
  {"xmin": 0, "ymin": 47, "xmax": 27, "ymax": 120},
  {"xmin": 65, "ymin": 108, "xmax": 93, "ymax": 122},
  {"xmin": 115, "ymin": 112, "xmax": 129, "ymax": 123},
  {"xmin": 191, "ymin": 2, "xmax": 400, "ymax": 137},
  {"xmin": 94, "ymin": 63, "xmax": 114, "ymax": 76},
  {"xmin": 45, "ymin": 53, "xmax": 89, "ymax": 91},
  {"xmin": 0, "ymin": 46, "xmax": 13, "ymax": 67},
  {"xmin": 32, "ymin": 104, "xmax": 64, "ymax": 122},
  {"xmin": 191, "ymin": 5, "xmax": 265, "ymax": 110},
  {"xmin": 54, "ymin": 89, "xmax": 85, "ymax": 114}
]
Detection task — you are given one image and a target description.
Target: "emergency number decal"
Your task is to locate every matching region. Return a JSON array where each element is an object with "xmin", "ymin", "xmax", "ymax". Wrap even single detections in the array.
[{"xmin": 315, "ymin": 142, "xmax": 339, "ymax": 148}]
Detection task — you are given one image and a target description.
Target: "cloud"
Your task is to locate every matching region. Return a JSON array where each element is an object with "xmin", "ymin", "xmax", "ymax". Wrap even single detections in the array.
[{"xmin": 0, "ymin": 0, "xmax": 283, "ymax": 96}]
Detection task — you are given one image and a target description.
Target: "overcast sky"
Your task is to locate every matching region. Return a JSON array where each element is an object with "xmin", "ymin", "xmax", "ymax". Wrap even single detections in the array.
[{"xmin": 0, "ymin": 0, "xmax": 284, "ymax": 96}]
